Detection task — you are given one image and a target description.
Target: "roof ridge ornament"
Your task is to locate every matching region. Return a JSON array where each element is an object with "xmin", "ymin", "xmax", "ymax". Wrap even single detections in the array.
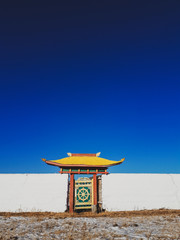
[
  {"xmin": 96, "ymin": 152, "xmax": 101, "ymax": 157},
  {"xmin": 67, "ymin": 153, "xmax": 98, "ymax": 157}
]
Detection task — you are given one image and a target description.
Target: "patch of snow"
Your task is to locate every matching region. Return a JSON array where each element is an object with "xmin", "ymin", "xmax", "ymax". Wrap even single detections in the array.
[{"xmin": 1, "ymin": 215, "xmax": 179, "ymax": 239}]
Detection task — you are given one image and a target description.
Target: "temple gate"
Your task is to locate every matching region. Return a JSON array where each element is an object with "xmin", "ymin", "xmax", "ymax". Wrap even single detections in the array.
[{"xmin": 42, "ymin": 152, "xmax": 125, "ymax": 213}]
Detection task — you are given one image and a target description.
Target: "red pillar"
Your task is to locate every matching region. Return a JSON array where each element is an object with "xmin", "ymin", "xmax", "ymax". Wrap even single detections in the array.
[
  {"xmin": 69, "ymin": 173, "xmax": 74, "ymax": 213},
  {"xmin": 93, "ymin": 174, "xmax": 97, "ymax": 206}
]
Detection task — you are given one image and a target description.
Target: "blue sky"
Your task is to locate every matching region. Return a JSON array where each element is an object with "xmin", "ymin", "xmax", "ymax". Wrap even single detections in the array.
[{"xmin": 0, "ymin": 1, "xmax": 179, "ymax": 173}]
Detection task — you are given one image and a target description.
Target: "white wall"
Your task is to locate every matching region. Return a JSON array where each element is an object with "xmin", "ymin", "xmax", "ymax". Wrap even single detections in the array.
[
  {"xmin": 1, "ymin": 173, "xmax": 180, "ymax": 212},
  {"xmin": 0, "ymin": 174, "xmax": 68, "ymax": 212},
  {"xmin": 102, "ymin": 174, "xmax": 180, "ymax": 211}
]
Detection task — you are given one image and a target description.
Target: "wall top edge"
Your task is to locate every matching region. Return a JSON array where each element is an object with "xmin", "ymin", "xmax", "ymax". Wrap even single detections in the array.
[{"xmin": 0, "ymin": 173, "xmax": 179, "ymax": 175}]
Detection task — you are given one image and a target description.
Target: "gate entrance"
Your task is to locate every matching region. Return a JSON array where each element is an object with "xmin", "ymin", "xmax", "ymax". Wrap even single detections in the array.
[
  {"xmin": 75, "ymin": 177, "xmax": 93, "ymax": 210},
  {"xmin": 42, "ymin": 152, "xmax": 125, "ymax": 213}
]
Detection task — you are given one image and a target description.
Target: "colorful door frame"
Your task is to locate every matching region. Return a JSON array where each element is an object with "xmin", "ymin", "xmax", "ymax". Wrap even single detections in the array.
[{"xmin": 69, "ymin": 173, "xmax": 98, "ymax": 213}]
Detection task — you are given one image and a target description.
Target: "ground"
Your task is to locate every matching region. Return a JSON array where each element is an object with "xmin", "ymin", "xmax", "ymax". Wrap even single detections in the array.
[{"xmin": 0, "ymin": 210, "xmax": 179, "ymax": 240}]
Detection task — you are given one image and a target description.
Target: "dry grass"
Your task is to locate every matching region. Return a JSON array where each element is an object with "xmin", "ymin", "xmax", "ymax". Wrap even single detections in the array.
[
  {"xmin": 0, "ymin": 209, "xmax": 179, "ymax": 219},
  {"xmin": 0, "ymin": 209, "xmax": 179, "ymax": 240}
]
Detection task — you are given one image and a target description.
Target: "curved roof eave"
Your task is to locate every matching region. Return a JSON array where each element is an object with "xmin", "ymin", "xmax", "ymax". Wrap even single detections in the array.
[{"xmin": 42, "ymin": 157, "xmax": 125, "ymax": 168}]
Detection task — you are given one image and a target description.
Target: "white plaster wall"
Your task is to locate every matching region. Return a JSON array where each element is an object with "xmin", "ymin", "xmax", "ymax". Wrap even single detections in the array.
[
  {"xmin": 0, "ymin": 174, "xmax": 68, "ymax": 212},
  {"xmin": 102, "ymin": 174, "xmax": 180, "ymax": 211}
]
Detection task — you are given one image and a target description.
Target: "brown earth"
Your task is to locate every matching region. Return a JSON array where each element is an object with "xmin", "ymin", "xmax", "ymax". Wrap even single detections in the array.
[
  {"xmin": 0, "ymin": 209, "xmax": 179, "ymax": 239},
  {"xmin": 0, "ymin": 209, "xmax": 180, "ymax": 219}
]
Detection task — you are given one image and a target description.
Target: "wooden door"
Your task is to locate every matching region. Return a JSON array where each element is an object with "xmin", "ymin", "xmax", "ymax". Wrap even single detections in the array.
[{"xmin": 74, "ymin": 177, "xmax": 93, "ymax": 210}]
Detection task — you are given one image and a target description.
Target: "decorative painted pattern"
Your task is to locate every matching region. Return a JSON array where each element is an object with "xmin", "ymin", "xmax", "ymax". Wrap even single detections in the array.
[{"xmin": 75, "ymin": 177, "xmax": 93, "ymax": 209}]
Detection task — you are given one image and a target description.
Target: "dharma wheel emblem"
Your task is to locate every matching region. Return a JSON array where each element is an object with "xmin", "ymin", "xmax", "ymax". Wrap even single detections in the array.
[{"xmin": 77, "ymin": 187, "xmax": 90, "ymax": 202}]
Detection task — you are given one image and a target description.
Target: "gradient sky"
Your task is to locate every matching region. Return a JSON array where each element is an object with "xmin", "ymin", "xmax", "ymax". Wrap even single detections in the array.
[{"xmin": 0, "ymin": 1, "xmax": 179, "ymax": 174}]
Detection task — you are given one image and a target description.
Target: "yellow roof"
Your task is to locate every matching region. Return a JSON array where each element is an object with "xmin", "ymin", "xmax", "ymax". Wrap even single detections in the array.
[{"xmin": 42, "ymin": 153, "xmax": 125, "ymax": 167}]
